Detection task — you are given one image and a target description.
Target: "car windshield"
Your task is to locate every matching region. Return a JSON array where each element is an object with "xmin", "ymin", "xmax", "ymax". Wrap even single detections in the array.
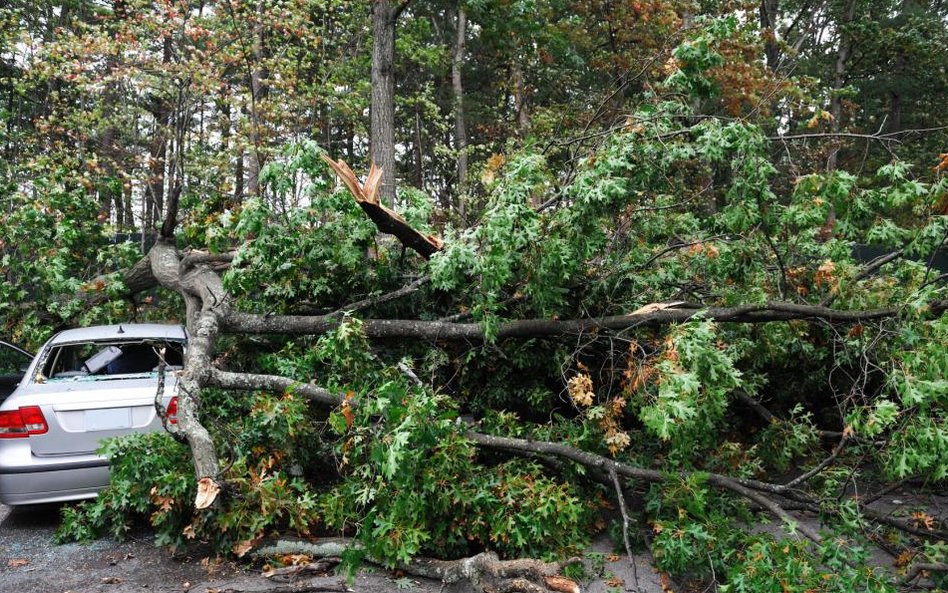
[{"xmin": 37, "ymin": 339, "xmax": 185, "ymax": 383}]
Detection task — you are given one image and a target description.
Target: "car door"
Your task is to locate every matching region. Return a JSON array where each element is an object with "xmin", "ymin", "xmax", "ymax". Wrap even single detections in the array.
[{"xmin": 0, "ymin": 341, "xmax": 32, "ymax": 403}]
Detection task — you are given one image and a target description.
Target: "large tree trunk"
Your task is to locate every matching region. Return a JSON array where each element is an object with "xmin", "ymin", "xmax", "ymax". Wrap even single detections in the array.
[
  {"xmin": 371, "ymin": 0, "xmax": 399, "ymax": 208},
  {"xmin": 145, "ymin": 37, "xmax": 173, "ymax": 233},
  {"xmin": 511, "ymin": 59, "xmax": 530, "ymax": 138},
  {"xmin": 759, "ymin": 0, "xmax": 781, "ymax": 69},
  {"xmin": 827, "ymin": 0, "xmax": 857, "ymax": 172},
  {"xmin": 247, "ymin": 1, "xmax": 266, "ymax": 198},
  {"xmin": 149, "ymin": 241, "xmax": 223, "ymax": 493}
]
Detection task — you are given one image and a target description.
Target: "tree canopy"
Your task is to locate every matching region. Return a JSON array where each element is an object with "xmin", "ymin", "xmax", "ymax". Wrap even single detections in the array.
[{"xmin": 1, "ymin": 1, "xmax": 947, "ymax": 591}]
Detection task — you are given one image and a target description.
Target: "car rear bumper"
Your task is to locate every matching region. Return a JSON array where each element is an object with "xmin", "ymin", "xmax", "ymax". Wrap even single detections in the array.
[{"xmin": 0, "ymin": 452, "xmax": 109, "ymax": 506}]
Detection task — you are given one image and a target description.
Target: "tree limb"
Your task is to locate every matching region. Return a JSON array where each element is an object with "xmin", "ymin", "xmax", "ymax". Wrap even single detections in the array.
[
  {"xmin": 224, "ymin": 301, "xmax": 905, "ymax": 340},
  {"xmin": 320, "ymin": 155, "xmax": 443, "ymax": 259},
  {"xmin": 208, "ymin": 369, "xmax": 344, "ymax": 407},
  {"xmin": 901, "ymin": 562, "xmax": 948, "ymax": 585},
  {"xmin": 466, "ymin": 431, "xmax": 824, "ymax": 544}
]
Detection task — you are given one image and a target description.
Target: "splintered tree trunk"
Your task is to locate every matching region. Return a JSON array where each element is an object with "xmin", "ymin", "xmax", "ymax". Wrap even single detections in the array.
[
  {"xmin": 371, "ymin": 0, "xmax": 397, "ymax": 208},
  {"xmin": 452, "ymin": 5, "xmax": 468, "ymax": 213}
]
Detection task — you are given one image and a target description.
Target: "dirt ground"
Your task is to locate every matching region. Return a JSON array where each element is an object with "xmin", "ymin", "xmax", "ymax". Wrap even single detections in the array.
[{"xmin": 0, "ymin": 503, "xmax": 661, "ymax": 593}]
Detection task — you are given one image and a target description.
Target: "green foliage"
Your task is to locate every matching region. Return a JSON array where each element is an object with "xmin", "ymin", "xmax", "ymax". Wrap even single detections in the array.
[
  {"xmin": 755, "ymin": 404, "xmax": 820, "ymax": 473},
  {"xmin": 322, "ymin": 380, "xmax": 594, "ymax": 566},
  {"xmin": 56, "ymin": 396, "xmax": 322, "ymax": 553},
  {"xmin": 632, "ymin": 319, "xmax": 743, "ymax": 464},
  {"xmin": 4, "ymin": 4, "xmax": 946, "ymax": 591},
  {"xmin": 56, "ymin": 432, "xmax": 194, "ymax": 546},
  {"xmin": 720, "ymin": 536, "xmax": 894, "ymax": 593}
]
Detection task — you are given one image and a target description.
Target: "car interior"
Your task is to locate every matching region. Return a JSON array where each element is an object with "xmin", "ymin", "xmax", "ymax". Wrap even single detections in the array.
[
  {"xmin": 0, "ymin": 342, "xmax": 32, "ymax": 402},
  {"xmin": 40, "ymin": 340, "xmax": 186, "ymax": 381}
]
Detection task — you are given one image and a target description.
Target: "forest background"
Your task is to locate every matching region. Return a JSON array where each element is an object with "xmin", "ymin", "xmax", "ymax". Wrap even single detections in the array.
[{"xmin": 1, "ymin": 0, "xmax": 948, "ymax": 592}]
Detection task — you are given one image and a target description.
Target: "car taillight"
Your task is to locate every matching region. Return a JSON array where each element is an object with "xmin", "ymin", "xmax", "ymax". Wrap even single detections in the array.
[
  {"xmin": 0, "ymin": 406, "xmax": 49, "ymax": 438},
  {"xmin": 166, "ymin": 397, "xmax": 178, "ymax": 424}
]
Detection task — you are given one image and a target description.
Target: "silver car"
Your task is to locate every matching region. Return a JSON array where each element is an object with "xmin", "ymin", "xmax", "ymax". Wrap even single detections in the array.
[{"xmin": 0, "ymin": 324, "xmax": 185, "ymax": 505}]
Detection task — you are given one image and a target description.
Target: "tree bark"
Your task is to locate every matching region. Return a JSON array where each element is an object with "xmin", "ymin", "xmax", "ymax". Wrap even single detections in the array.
[
  {"xmin": 452, "ymin": 5, "xmax": 469, "ymax": 215},
  {"xmin": 827, "ymin": 0, "xmax": 857, "ymax": 171},
  {"xmin": 511, "ymin": 60, "xmax": 530, "ymax": 138},
  {"xmin": 759, "ymin": 0, "xmax": 781, "ymax": 69},
  {"xmin": 371, "ymin": 0, "xmax": 399, "ymax": 207},
  {"xmin": 148, "ymin": 241, "xmax": 222, "ymax": 493},
  {"xmin": 247, "ymin": 0, "xmax": 267, "ymax": 198},
  {"xmin": 223, "ymin": 301, "xmax": 906, "ymax": 340}
]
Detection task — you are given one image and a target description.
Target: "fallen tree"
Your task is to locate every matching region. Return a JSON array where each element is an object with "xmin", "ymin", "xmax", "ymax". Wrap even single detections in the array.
[{"xmin": 34, "ymin": 109, "xmax": 948, "ymax": 593}]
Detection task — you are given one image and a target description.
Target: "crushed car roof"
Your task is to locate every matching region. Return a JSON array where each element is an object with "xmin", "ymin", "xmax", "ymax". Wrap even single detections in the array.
[{"xmin": 49, "ymin": 324, "xmax": 186, "ymax": 344}]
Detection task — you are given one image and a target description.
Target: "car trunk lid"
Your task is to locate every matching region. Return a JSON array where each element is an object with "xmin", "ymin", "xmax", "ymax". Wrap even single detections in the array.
[{"xmin": 21, "ymin": 376, "xmax": 176, "ymax": 456}]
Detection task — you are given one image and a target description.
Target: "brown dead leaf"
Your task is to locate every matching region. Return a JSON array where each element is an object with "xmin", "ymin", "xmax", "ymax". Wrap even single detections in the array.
[
  {"xmin": 232, "ymin": 540, "xmax": 254, "ymax": 558},
  {"xmin": 544, "ymin": 575, "xmax": 580, "ymax": 593},
  {"xmin": 606, "ymin": 554, "xmax": 620, "ymax": 562},
  {"xmin": 895, "ymin": 550, "xmax": 914, "ymax": 568},
  {"xmin": 194, "ymin": 477, "xmax": 221, "ymax": 509},
  {"xmin": 281, "ymin": 554, "xmax": 312, "ymax": 566},
  {"xmin": 342, "ymin": 401, "xmax": 354, "ymax": 429},
  {"xmin": 605, "ymin": 575, "xmax": 625, "ymax": 588},
  {"xmin": 911, "ymin": 511, "xmax": 936, "ymax": 531},
  {"xmin": 659, "ymin": 571, "xmax": 676, "ymax": 592},
  {"xmin": 100, "ymin": 576, "xmax": 123, "ymax": 584},
  {"xmin": 632, "ymin": 301, "xmax": 685, "ymax": 315},
  {"xmin": 7, "ymin": 558, "xmax": 29, "ymax": 568}
]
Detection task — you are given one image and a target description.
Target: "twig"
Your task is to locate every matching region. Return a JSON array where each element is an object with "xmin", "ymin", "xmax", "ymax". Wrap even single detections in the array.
[
  {"xmin": 733, "ymin": 389, "xmax": 776, "ymax": 424},
  {"xmin": 153, "ymin": 347, "xmax": 186, "ymax": 443},
  {"xmin": 639, "ymin": 235, "xmax": 728, "ymax": 270},
  {"xmin": 397, "ymin": 361, "xmax": 424, "ymax": 387},
  {"xmin": 821, "ymin": 249, "xmax": 904, "ymax": 307},
  {"xmin": 783, "ymin": 436, "xmax": 848, "ymax": 489},
  {"xmin": 328, "ymin": 276, "xmax": 429, "ymax": 317},
  {"xmin": 609, "ymin": 467, "xmax": 640, "ymax": 593}
]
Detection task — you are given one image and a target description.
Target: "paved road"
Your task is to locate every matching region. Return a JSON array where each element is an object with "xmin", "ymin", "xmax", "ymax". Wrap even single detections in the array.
[
  {"xmin": 0, "ymin": 503, "xmax": 216, "ymax": 593},
  {"xmin": 0, "ymin": 502, "xmax": 657, "ymax": 593}
]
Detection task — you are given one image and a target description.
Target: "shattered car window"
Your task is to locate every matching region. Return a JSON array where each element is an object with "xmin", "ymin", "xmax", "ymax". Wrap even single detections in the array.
[{"xmin": 37, "ymin": 340, "xmax": 185, "ymax": 382}]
